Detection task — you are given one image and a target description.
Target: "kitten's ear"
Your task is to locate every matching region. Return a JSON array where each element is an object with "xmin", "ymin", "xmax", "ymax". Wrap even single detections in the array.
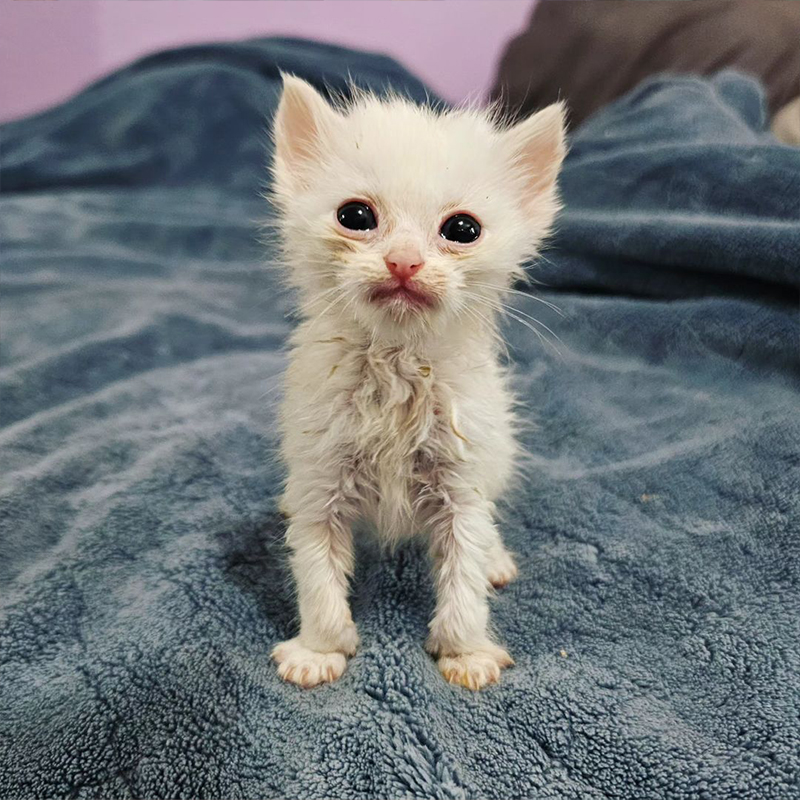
[
  {"xmin": 273, "ymin": 74, "xmax": 337, "ymax": 189},
  {"xmin": 502, "ymin": 102, "xmax": 567, "ymax": 208}
]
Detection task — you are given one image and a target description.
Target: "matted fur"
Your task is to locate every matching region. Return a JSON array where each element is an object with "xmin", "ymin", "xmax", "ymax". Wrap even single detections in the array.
[{"xmin": 269, "ymin": 75, "xmax": 566, "ymax": 690}]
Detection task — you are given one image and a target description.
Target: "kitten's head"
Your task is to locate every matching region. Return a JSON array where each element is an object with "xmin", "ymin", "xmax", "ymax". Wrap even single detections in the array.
[{"xmin": 271, "ymin": 76, "xmax": 566, "ymax": 340}]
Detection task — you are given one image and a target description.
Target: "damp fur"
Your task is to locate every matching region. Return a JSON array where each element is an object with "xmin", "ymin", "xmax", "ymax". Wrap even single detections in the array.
[{"xmin": 268, "ymin": 75, "xmax": 567, "ymax": 690}]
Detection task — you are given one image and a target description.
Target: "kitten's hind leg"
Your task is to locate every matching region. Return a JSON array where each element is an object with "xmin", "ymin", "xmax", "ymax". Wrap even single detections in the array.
[
  {"xmin": 278, "ymin": 495, "xmax": 292, "ymax": 520},
  {"xmin": 272, "ymin": 513, "xmax": 359, "ymax": 688},
  {"xmin": 487, "ymin": 539, "xmax": 518, "ymax": 589}
]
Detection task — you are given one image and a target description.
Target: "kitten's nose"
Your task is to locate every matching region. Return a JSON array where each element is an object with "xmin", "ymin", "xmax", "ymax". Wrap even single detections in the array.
[{"xmin": 385, "ymin": 247, "xmax": 424, "ymax": 282}]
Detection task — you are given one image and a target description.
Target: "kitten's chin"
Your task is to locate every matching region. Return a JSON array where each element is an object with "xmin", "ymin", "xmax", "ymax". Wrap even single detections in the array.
[{"xmin": 351, "ymin": 281, "xmax": 448, "ymax": 339}]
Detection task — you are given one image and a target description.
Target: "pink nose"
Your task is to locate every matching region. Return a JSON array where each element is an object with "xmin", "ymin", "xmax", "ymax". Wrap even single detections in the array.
[{"xmin": 385, "ymin": 248, "xmax": 424, "ymax": 282}]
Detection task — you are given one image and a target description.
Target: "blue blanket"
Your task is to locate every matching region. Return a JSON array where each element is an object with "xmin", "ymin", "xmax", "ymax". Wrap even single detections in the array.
[{"xmin": 1, "ymin": 39, "xmax": 799, "ymax": 799}]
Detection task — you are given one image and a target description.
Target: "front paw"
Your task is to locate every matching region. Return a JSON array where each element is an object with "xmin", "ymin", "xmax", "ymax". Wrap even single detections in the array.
[
  {"xmin": 271, "ymin": 638, "xmax": 348, "ymax": 688},
  {"xmin": 434, "ymin": 643, "xmax": 514, "ymax": 690}
]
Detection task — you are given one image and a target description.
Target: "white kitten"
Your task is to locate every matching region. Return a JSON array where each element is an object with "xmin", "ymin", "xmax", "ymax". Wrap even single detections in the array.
[{"xmin": 269, "ymin": 76, "xmax": 566, "ymax": 690}]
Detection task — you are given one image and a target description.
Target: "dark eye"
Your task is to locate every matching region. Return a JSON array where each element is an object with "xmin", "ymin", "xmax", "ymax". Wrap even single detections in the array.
[
  {"xmin": 337, "ymin": 201, "xmax": 377, "ymax": 231},
  {"xmin": 440, "ymin": 213, "xmax": 481, "ymax": 244}
]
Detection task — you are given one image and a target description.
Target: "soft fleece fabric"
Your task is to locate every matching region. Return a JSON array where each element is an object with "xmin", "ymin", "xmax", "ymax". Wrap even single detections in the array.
[{"xmin": 1, "ymin": 39, "xmax": 799, "ymax": 799}]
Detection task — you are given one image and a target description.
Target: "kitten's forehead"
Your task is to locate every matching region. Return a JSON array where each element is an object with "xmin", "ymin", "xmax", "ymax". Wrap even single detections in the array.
[{"xmin": 328, "ymin": 100, "xmax": 505, "ymax": 207}]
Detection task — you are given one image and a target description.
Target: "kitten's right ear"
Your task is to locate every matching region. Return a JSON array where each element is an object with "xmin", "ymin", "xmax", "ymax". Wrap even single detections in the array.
[
  {"xmin": 501, "ymin": 102, "xmax": 567, "ymax": 212},
  {"xmin": 273, "ymin": 75, "xmax": 336, "ymax": 190}
]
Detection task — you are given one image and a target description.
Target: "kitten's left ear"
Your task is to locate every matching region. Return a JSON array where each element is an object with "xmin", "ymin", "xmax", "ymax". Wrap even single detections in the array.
[
  {"xmin": 273, "ymin": 74, "xmax": 337, "ymax": 190},
  {"xmin": 502, "ymin": 102, "xmax": 567, "ymax": 208}
]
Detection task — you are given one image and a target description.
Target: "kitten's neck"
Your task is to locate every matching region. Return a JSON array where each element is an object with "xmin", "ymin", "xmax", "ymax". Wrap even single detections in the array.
[{"xmin": 302, "ymin": 307, "xmax": 500, "ymax": 362}]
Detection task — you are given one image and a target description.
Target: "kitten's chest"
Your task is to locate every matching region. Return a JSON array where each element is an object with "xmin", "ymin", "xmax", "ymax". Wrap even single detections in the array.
[
  {"xmin": 347, "ymin": 346, "xmax": 443, "ymax": 459},
  {"xmin": 288, "ymin": 337, "xmax": 472, "ymax": 469}
]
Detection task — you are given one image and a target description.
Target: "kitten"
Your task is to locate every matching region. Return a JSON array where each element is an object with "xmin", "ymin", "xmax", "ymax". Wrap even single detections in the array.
[{"xmin": 269, "ymin": 76, "xmax": 566, "ymax": 690}]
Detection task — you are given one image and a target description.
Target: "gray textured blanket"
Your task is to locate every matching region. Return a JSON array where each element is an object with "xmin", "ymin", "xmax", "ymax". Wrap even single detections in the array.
[{"xmin": 1, "ymin": 39, "xmax": 799, "ymax": 799}]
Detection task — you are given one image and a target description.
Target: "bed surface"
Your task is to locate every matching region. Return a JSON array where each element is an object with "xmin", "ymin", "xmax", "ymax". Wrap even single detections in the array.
[{"xmin": 1, "ymin": 39, "xmax": 799, "ymax": 799}]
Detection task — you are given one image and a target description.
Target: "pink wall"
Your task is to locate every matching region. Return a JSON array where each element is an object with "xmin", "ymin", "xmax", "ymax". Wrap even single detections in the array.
[{"xmin": 0, "ymin": 0, "xmax": 536, "ymax": 123}]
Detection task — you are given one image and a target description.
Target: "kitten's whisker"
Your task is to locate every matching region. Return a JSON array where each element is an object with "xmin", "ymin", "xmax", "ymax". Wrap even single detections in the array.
[
  {"xmin": 502, "ymin": 312, "xmax": 562, "ymax": 358},
  {"xmin": 296, "ymin": 285, "xmax": 343, "ymax": 316},
  {"xmin": 456, "ymin": 299, "xmax": 511, "ymax": 360},
  {"xmin": 258, "ymin": 381, "xmax": 284, "ymax": 402},
  {"xmin": 463, "ymin": 292, "xmax": 562, "ymax": 358},
  {"xmin": 501, "ymin": 312, "xmax": 557, "ymax": 355},
  {"xmin": 304, "ymin": 287, "xmax": 349, "ymax": 334},
  {"xmin": 342, "ymin": 286, "xmax": 363, "ymax": 320},
  {"xmin": 464, "ymin": 291, "xmax": 563, "ymax": 345},
  {"xmin": 489, "ymin": 300, "xmax": 564, "ymax": 347},
  {"xmin": 464, "ymin": 305, "xmax": 512, "ymax": 361},
  {"xmin": 526, "ymin": 252, "xmax": 562, "ymax": 287},
  {"xmin": 470, "ymin": 281, "xmax": 565, "ymax": 318}
]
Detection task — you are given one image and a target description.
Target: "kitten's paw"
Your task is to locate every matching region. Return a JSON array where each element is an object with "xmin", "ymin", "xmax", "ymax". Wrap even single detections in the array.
[
  {"xmin": 488, "ymin": 549, "xmax": 518, "ymax": 589},
  {"xmin": 436, "ymin": 643, "xmax": 514, "ymax": 690},
  {"xmin": 271, "ymin": 638, "xmax": 348, "ymax": 688}
]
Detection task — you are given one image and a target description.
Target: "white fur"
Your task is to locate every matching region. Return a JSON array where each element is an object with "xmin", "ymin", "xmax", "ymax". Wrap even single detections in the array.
[{"xmin": 269, "ymin": 76, "xmax": 566, "ymax": 690}]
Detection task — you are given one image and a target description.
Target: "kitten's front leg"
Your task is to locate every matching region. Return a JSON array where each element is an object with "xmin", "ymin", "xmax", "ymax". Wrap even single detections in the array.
[
  {"xmin": 272, "ymin": 512, "xmax": 359, "ymax": 688},
  {"xmin": 426, "ymin": 493, "xmax": 513, "ymax": 690}
]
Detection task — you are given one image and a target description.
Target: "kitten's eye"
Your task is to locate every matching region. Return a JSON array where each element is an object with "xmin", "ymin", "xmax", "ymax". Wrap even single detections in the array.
[
  {"xmin": 440, "ymin": 213, "xmax": 481, "ymax": 244},
  {"xmin": 337, "ymin": 201, "xmax": 377, "ymax": 232}
]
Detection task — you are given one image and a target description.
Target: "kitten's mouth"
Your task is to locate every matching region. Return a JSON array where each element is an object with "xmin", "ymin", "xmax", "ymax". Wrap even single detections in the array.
[{"xmin": 368, "ymin": 281, "xmax": 436, "ymax": 310}]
